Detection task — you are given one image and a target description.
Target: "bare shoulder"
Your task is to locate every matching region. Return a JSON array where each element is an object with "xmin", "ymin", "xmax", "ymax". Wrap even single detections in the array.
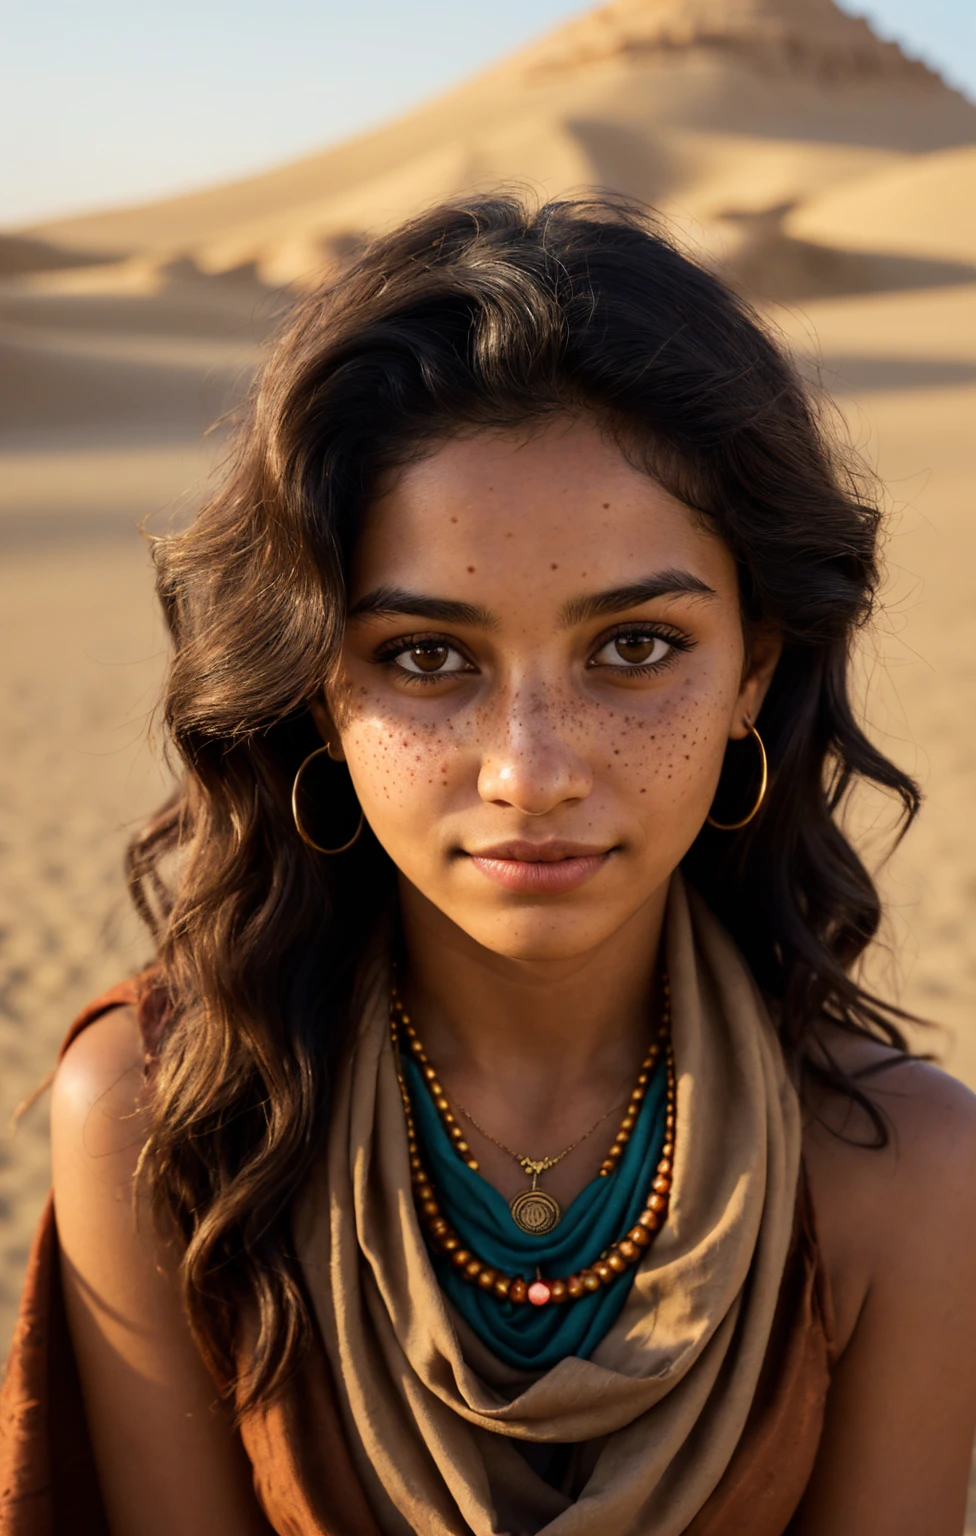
[
  {"xmin": 795, "ymin": 1036, "xmax": 976, "ymax": 1532},
  {"xmin": 802, "ymin": 1030, "xmax": 976, "ymax": 1351},
  {"xmin": 803, "ymin": 1028, "xmax": 976, "ymax": 1187},
  {"xmin": 52, "ymin": 1004, "xmax": 149, "ymax": 1177},
  {"xmin": 50, "ymin": 1013, "xmax": 274, "ymax": 1533},
  {"xmin": 51, "ymin": 1004, "xmax": 157, "ymax": 1269}
]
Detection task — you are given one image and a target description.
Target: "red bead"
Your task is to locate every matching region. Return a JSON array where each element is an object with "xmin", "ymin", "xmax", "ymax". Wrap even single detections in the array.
[{"xmin": 528, "ymin": 1280, "xmax": 551, "ymax": 1306}]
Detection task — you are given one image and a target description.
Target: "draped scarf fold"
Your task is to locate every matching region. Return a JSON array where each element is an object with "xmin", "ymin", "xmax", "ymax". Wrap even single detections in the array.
[{"xmin": 294, "ymin": 876, "xmax": 802, "ymax": 1536}]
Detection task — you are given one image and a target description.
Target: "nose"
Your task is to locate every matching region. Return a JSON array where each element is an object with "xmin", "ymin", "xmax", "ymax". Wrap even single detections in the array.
[{"xmin": 476, "ymin": 686, "xmax": 593, "ymax": 816}]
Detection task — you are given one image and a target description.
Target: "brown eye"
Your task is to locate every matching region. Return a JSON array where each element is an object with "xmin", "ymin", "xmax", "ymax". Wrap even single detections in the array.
[
  {"xmin": 614, "ymin": 636, "xmax": 659, "ymax": 664},
  {"xmin": 392, "ymin": 641, "xmax": 471, "ymax": 677},
  {"xmin": 591, "ymin": 631, "xmax": 672, "ymax": 670},
  {"xmin": 410, "ymin": 644, "xmax": 449, "ymax": 672}
]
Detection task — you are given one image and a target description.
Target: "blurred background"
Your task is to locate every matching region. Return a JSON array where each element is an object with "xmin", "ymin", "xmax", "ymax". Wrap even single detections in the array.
[{"xmin": 2, "ymin": 0, "xmax": 974, "ymax": 1442}]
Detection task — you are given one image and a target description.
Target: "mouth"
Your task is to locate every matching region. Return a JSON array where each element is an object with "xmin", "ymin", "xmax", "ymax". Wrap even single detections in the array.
[{"xmin": 463, "ymin": 840, "xmax": 614, "ymax": 895}]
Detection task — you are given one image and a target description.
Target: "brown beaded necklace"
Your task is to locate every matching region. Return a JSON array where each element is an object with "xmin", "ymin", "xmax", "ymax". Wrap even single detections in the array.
[
  {"xmin": 390, "ymin": 980, "xmax": 676, "ymax": 1308},
  {"xmin": 392, "ymin": 981, "xmax": 666, "ymax": 1234}
]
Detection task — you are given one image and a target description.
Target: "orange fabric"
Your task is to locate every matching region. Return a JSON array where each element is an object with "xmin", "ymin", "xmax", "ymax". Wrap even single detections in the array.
[
  {"xmin": 0, "ymin": 984, "xmax": 834, "ymax": 1535},
  {"xmin": 684, "ymin": 1173, "xmax": 833, "ymax": 1535},
  {"xmin": 238, "ymin": 1349, "xmax": 384, "ymax": 1536},
  {"xmin": 0, "ymin": 981, "xmax": 139, "ymax": 1536}
]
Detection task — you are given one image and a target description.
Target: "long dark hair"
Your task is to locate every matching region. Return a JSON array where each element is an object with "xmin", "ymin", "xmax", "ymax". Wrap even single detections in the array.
[{"xmin": 128, "ymin": 194, "xmax": 919, "ymax": 1412}]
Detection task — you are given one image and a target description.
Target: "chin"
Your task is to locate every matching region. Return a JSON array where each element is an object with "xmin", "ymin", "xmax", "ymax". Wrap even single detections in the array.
[{"xmin": 463, "ymin": 911, "xmax": 620, "ymax": 965}]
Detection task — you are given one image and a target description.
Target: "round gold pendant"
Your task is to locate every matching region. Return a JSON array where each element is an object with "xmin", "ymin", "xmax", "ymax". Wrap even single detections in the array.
[{"xmin": 510, "ymin": 1188, "xmax": 561, "ymax": 1235}]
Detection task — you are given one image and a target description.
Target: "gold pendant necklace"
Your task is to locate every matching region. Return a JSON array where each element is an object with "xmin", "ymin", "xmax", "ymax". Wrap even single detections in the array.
[
  {"xmin": 449, "ymin": 1103, "xmax": 619, "ymax": 1235},
  {"xmin": 512, "ymin": 1168, "xmax": 562, "ymax": 1236},
  {"xmin": 389, "ymin": 982, "xmax": 676, "ymax": 1307},
  {"xmin": 390, "ymin": 985, "xmax": 664, "ymax": 1236}
]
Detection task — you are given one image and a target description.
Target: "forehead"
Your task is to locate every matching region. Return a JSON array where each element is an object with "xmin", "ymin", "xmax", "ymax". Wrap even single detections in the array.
[{"xmin": 350, "ymin": 418, "xmax": 738, "ymax": 607}]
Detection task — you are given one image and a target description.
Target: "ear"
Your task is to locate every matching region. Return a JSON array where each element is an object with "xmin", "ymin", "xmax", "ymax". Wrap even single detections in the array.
[
  {"xmin": 308, "ymin": 694, "xmax": 347, "ymax": 762},
  {"xmin": 729, "ymin": 626, "xmax": 782, "ymax": 741}
]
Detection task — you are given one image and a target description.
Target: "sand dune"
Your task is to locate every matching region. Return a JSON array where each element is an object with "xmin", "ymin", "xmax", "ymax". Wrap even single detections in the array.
[
  {"xmin": 787, "ymin": 142, "xmax": 976, "ymax": 263},
  {"xmin": 16, "ymin": 0, "xmax": 976, "ymax": 291},
  {"xmin": 0, "ymin": 265, "xmax": 273, "ymax": 540}
]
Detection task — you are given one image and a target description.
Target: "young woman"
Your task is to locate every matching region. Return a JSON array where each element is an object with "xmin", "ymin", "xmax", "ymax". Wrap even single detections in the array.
[{"xmin": 3, "ymin": 196, "xmax": 976, "ymax": 1536}]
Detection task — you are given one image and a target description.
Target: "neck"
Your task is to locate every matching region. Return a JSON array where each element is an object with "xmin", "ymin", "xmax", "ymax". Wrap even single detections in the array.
[{"xmin": 396, "ymin": 879, "xmax": 670, "ymax": 1101}]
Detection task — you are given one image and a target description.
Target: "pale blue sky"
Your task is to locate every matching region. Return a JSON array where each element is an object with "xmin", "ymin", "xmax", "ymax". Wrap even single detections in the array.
[{"xmin": 3, "ymin": 0, "xmax": 973, "ymax": 228}]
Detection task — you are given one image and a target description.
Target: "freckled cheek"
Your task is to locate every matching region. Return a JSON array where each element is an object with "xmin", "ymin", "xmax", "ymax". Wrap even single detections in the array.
[
  {"xmin": 339, "ymin": 709, "xmax": 470, "ymax": 812},
  {"xmin": 584, "ymin": 690, "xmax": 731, "ymax": 810}
]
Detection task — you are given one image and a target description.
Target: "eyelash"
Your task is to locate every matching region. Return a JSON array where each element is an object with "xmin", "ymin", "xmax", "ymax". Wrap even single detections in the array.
[
  {"xmin": 588, "ymin": 622, "xmax": 695, "ymax": 677},
  {"xmin": 374, "ymin": 624, "xmax": 695, "ymax": 685},
  {"xmin": 374, "ymin": 633, "xmax": 477, "ymax": 687}
]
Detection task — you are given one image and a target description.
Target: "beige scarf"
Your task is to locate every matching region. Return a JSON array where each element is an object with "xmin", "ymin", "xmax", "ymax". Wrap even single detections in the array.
[{"xmin": 295, "ymin": 876, "xmax": 801, "ymax": 1536}]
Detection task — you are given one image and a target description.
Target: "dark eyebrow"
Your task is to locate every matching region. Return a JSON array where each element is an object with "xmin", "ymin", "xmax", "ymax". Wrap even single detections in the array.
[
  {"xmin": 347, "ymin": 585, "xmax": 499, "ymax": 630},
  {"xmin": 559, "ymin": 571, "xmax": 717, "ymax": 627}
]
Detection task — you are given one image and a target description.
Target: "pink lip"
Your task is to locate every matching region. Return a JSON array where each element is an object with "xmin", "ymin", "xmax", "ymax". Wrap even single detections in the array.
[{"xmin": 465, "ymin": 840, "xmax": 612, "ymax": 895}]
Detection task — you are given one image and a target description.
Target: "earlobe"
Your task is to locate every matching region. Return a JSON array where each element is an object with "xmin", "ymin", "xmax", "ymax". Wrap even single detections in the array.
[
  {"xmin": 731, "ymin": 628, "xmax": 782, "ymax": 740},
  {"xmin": 308, "ymin": 697, "xmax": 347, "ymax": 761}
]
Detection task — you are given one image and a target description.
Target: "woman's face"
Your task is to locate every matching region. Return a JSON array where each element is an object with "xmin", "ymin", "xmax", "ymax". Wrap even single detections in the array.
[{"xmin": 317, "ymin": 416, "xmax": 779, "ymax": 963}]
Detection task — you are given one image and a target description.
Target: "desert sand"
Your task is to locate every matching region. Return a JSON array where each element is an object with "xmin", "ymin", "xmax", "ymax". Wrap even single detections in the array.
[{"xmin": 2, "ymin": 1, "xmax": 975, "ymax": 1508}]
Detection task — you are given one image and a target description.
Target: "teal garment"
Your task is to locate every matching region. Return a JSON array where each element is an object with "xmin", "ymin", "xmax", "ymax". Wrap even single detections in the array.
[{"xmin": 404, "ymin": 1050, "xmax": 669, "ymax": 1371}]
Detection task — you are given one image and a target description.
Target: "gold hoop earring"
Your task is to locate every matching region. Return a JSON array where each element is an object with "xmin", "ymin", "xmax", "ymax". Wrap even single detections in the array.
[
  {"xmin": 291, "ymin": 744, "xmax": 364, "ymax": 854},
  {"xmin": 707, "ymin": 721, "xmax": 768, "ymax": 831}
]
